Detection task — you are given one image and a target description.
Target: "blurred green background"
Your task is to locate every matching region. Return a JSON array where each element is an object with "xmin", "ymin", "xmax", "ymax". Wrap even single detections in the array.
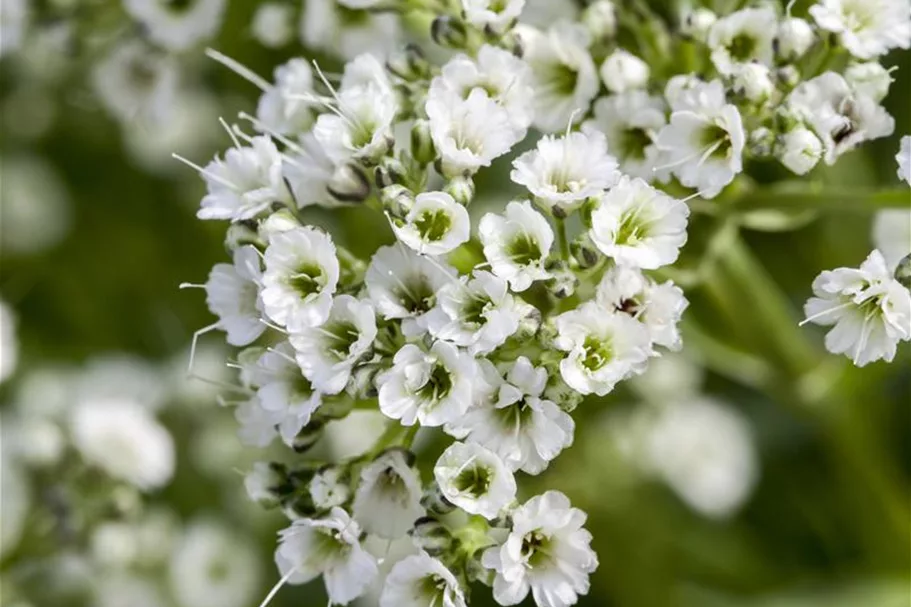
[{"xmin": 1, "ymin": 1, "xmax": 909, "ymax": 607}]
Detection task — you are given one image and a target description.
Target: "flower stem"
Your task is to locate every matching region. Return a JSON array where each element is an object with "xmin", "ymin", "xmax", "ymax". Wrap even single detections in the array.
[{"xmin": 556, "ymin": 217, "xmax": 570, "ymax": 260}]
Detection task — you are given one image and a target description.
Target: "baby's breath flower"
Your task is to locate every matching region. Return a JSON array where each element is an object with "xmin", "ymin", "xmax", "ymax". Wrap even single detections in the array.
[
  {"xmin": 380, "ymin": 553, "xmax": 467, "ymax": 607},
  {"xmin": 353, "ymin": 449, "xmax": 424, "ymax": 539},
  {"xmin": 391, "ymin": 191, "xmax": 471, "ymax": 256},
  {"xmin": 809, "ymin": 0, "xmax": 911, "ymax": 60},
  {"xmin": 434, "ymin": 441, "xmax": 517, "ymax": 519},
  {"xmin": 479, "ymin": 200, "xmax": 554, "ymax": 292},
  {"xmin": 204, "ymin": 245, "xmax": 265, "ymax": 346},
  {"xmin": 585, "ymin": 91, "xmax": 668, "ymax": 181},
  {"xmin": 707, "ymin": 7, "xmax": 777, "ymax": 75},
  {"xmin": 599, "ymin": 49, "xmax": 649, "ymax": 94}
]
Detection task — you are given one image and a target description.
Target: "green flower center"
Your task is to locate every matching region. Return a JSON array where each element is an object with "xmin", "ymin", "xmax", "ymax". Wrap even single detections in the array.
[
  {"xmin": 398, "ymin": 277, "xmax": 436, "ymax": 315},
  {"xmin": 505, "ymin": 233, "xmax": 542, "ymax": 266},
  {"xmin": 547, "ymin": 62, "xmax": 579, "ymax": 97},
  {"xmin": 582, "ymin": 335, "xmax": 613, "ymax": 371},
  {"xmin": 288, "ymin": 263, "xmax": 325, "ymax": 299},
  {"xmin": 414, "ymin": 210, "xmax": 452, "ymax": 242},
  {"xmin": 619, "ymin": 127, "xmax": 653, "ymax": 160},
  {"xmin": 728, "ymin": 33, "xmax": 757, "ymax": 61},
  {"xmin": 453, "ymin": 464, "xmax": 492, "ymax": 497},
  {"xmin": 417, "ymin": 363, "xmax": 454, "ymax": 402},
  {"xmin": 521, "ymin": 530, "xmax": 552, "ymax": 568},
  {"xmin": 700, "ymin": 123, "xmax": 733, "ymax": 161},
  {"xmin": 462, "ymin": 295, "xmax": 492, "ymax": 326},
  {"xmin": 323, "ymin": 321, "xmax": 360, "ymax": 360}
]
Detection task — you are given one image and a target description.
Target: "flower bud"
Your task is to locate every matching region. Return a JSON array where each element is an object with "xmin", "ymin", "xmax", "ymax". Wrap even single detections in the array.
[
  {"xmin": 581, "ymin": 1, "xmax": 617, "ymax": 41},
  {"xmin": 544, "ymin": 260, "xmax": 578, "ymax": 299},
  {"xmin": 258, "ymin": 209, "xmax": 300, "ymax": 242},
  {"xmin": 380, "ymin": 184, "xmax": 415, "ymax": 216},
  {"xmin": 431, "ymin": 16, "xmax": 469, "ymax": 50},
  {"xmin": 348, "ymin": 362, "xmax": 380, "ymax": 399},
  {"xmin": 544, "ymin": 374, "xmax": 584, "ymax": 413},
  {"xmin": 375, "ymin": 156, "xmax": 408, "ymax": 189},
  {"xmin": 444, "ymin": 176, "xmax": 475, "ymax": 206},
  {"xmin": 386, "ymin": 43, "xmax": 432, "ymax": 82},
  {"xmin": 845, "ymin": 62, "xmax": 893, "ymax": 102},
  {"xmin": 225, "ymin": 221, "xmax": 263, "ymax": 252},
  {"xmin": 776, "ymin": 18, "xmax": 814, "ymax": 61},
  {"xmin": 681, "ymin": 8, "xmax": 716, "ymax": 41},
  {"xmin": 327, "ymin": 163, "xmax": 371, "ymax": 203},
  {"xmin": 410, "ymin": 516, "xmax": 454, "ymax": 556},
  {"xmin": 421, "ymin": 482, "xmax": 456, "ymax": 516},
  {"xmin": 309, "ymin": 464, "xmax": 351, "ymax": 510},
  {"xmin": 895, "ymin": 254, "xmax": 911, "ymax": 290},
  {"xmin": 776, "ymin": 65, "xmax": 800, "ymax": 89},
  {"xmin": 599, "ymin": 50, "xmax": 649, "ymax": 93},
  {"xmin": 731, "ymin": 62, "xmax": 775, "ymax": 102},
  {"xmin": 778, "ymin": 126, "xmax": 822, "ymax": 176},
  {"xmin": 513, "ymin": 301, "xmax": 543, "ymax": 341},
  {"xmin": 244, "ymin": 461, "xmax": 287, "ymax": 508},
  {"xmin": 749, "ymin": 127, "xmax": 775, "ymax": 157},
  {"xmin": 571, "ymin": 234, "xmax": 601, "ymax": 269},
  {"xmin": 410, "ymin": 120, "xmax": 436, "ymax": 166}
]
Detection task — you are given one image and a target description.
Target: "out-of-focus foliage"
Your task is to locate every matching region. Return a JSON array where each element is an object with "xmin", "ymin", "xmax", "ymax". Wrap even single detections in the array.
[{"xmin": 0, "ymin": 1, "xmax": 909, "ymax": 607}]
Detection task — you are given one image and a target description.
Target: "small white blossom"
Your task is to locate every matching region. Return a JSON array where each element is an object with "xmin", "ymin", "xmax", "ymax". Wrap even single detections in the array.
[
  {"xmin": 427, "ymin": 270, "xmax": 523, "ymax": 355},
  {"xmin": 283, "ymin": 133, "xmax": 369, "ymax": 208},
  {"xmin": 803, "ymin": 249, "xmax": 911, "ymax": 366},
  {"xmin": 554, "ymin": 302, "xmax": 652, "ymax": 396},
  {"xmin": 353, "ymin": 449, "xmax": 425, "ymax": 539},
  {"xmin": 844, "ymin": 62, "xmax": 893, "ymax": 102},
  {"xmin": 197, "ymin": 136, "xmax": 292, "ymax": 221},
  {"xmin": 706, "ymin": 7, "xmax": 777, "ymax": 75},
  {"xmin": 244, "ymin": 462, "xmax": 284, "ymax": 507},
  {"xmin": 596, "ymin": 266, "xmax": 688, "ymax": 351},
  {"xmin": 391, "ymin": 191, "xmax": 471, "ymax": 256},
  {"xmin": 581, "ymin": 1, "xmax": 617, "ymax": 40},
  {"xmin": 204, "ymin": 245, "xmax": 265, "ymax": 346},
  {"xmin": 897, "ymin": 135, "xmax": 911, "ymax": 184},
  {"xmin": 449, "ymin": 357, "xmax": 575, "ymax": 475},
  {"xmin": 377, "ymin": 341, "xmax": 475, "ymax": 427},
  {"xmin": 787, "ymin": 72, "xmax": 894, "ymax": 165},
  {"xmin": 250, "ymin": 342, "xmax": 323, "ymax": 443},
  {"xmin": 71, "ymin": 398, "xmax": 175, "ymax": 491},
  {"xmin": 251, "ymin": 3, "xmax": 295, "ymax": 48},
  {"xmin": 261, "ymin": 226, "xmax": 340, "ymax": 331},
  {"xmin": 511, "ymin": 129, "xmax": 619, "ymax": 213},
  {"xmin": 380, "ymin": 552, "xmax": 467, "ymax": 607},
  {"xmin": 0, "ymin": 0, "xmax": 28, "ymax": 57},
  {"xmin": 310, "ymin": 466, "xmax": 351, "ymax": 509},
  {"xmin": 462, "ymin": 0, "xmax": 526, "ymax": 32},
  {"xmin": 92, "ymin": 41, "xmax": 178, "ymax": 126},
  {"xmin": 235, "ymin": 396, "xmax": 281, "ymax": 448},
  {"xmin": 730, "ymin": 62, "xmax": 775, "ymax": 102},
  {"xmin": 479, "ymin": 200, "xmax": 554, "ymax": 291},
  {"xmin": 290, "ymin": 294, "xmax": 377, "ymax": 395},
  {"xmin": 657, "ymin": 79, "xmax": 745, "ymax": 198},
  {"xmin": 778, "ymin": 126, "xmax": 823, "ymax": 175},
  {"xmin": 434, "ymin": 441, "xmax": 517, "ymax": 519},
  {"xmin": 481, "ymin": 491, "xmax": 597, "ymax": 607},
  {"xmin": 776, "ymin": 17, "xmax": 815, "ymax": 60},
  {"xmin": 301, "ymin": 0, "xmax": 401, "ymax": 60},
  {"xmin": 872, "ymin": 209, "xmax": 911, "ymax": 270},
  {"xmin": 585, "ymin": 91, "xmax": 668, "ymax": 181},
  {"xmin": 275, "ymin": 508, "xmax": 378, "ymax": 605},
  {"xmin": 682, "ymin": 7, "xmax": 717, "ymax": 40},
  {"xmin": 426, "ymin": 88, "xmax": 524, "ymax": 178},
  {"xmin": 256, "ymin": 59, "xmax": 316, "ymax": 136},
  {"xmin": 589, "ymin": 176, "xmax": 690, "ymax": 270},
  {"xmin": 599, "ymin": 49, "xmax": 649, "ymax": 93},
  {"xmin": 810, "ymin": 0, "xmax": 911, "ymax": 60},
  {"xmin": 123, "ymin": 0, "xmax": 226, "ymax": 51},
  {"xmin": 517, "ymin": 22, "xmax": 599, "ymax": 133}
]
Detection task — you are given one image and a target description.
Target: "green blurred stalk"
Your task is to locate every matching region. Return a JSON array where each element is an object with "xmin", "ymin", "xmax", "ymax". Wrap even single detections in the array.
[{"xmin": 734, "ymin": 186, "xmax": 910, "ymax": 212}]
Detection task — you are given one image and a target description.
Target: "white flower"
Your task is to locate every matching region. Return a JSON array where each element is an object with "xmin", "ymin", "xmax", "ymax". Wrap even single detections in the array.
[
  {"xmin": 0, "ymin": 0, "xmax": 27, "ymax": 57},
  {"xmin": 517, "ymin": 22, "xmax": 599, "ymax": 133},
  {"xmin": 596, "ymin": 265, "xmax": 688, "ymax": 351},
  {"xmin": 581, "ymin": 0, "xmax": 617, "ymax": 40},
  {"xmin": 462, "ymin": 0, "xmax": 525, "ymax": 32},
  {"xmin": 810, "ymin": 0, "xmax": 911, "ymax": 59},
  {"xmin": 377, "ymin": 341, "xmax": 475, "ymax": 427},
  {"xmin": 310, "ymin": 466, "xmax": 351, "ymax": 509},
  {"xmin": 681, "ymin": 7, "xmax": 717, "ymax": 40},
  {"xmin": 426, "ymin": 88, "xmax": 523, "ymax": 177},
  {"xmin": 511, "ymin": 129, "xmax": 619, "ymax": 213},
  {"xmin": 450, "ymin": 357, "xmax": 574, "ymax": 475},
  {"xmin": 429, "ymin": 45, "xmax": 534, "ymax": 131},
  {"xmin": 261, "ymin": 226, "xmax": 340, "ymax": 331},
  {"xmin": 897, "ymin": 135, "xmax": 911, "ymax": 184},
  {"xmin": 365, "ymin": 242, "xmax": 457, "ymax": 336},
  {"xmin": 434, "ymin": 441, "xmax": 517, "ymax": 519},
  {"xmin": 391, "ymin": 191, "xmax": 471, "ymax": 256},
  {"xmin": 0, "ymin": 299, "xmax": 17, "ymax": 384},
  {"xmin": 584, "ymin": 91, "xmax": 668, "ymax": 181},
  {"xmin": 872, "ymin": 208, "xmax": 911, "ymax": 270},
  {"xmin": 290, "ymin": 294, "xmax": 377, "ymax": 395},
  {"xmin": 0, "ymin": 154, "xmax": 71, "ymax": 255},
  {"xmin": 481, "ymin": 491, "xmax": 597, "ymax": 607},
  {"xmin": 803, "ymin": 249, "xmax": 911, "ymax": 366},
  {"xmin": 244, "ymin": 462, "xmax": 284, "ymax": 507},
  {"xmin": 251, "ymin": 3, "xmax": 295, "ymax": 48},
  {"xmin": 300, "ymin": 0, "xmax": 401, "ymax": 60},
  {"xmin": 706, "ymin": 7, "xmax": 777, "ymax": 75},
  {"xmin": 313, "ymin": 79, "xmax": 397, "ymax": 165},
  {"xmin": 235, "ymin": 396, "xmax": 281, "ymax": 447},
  {"xmin": 353, "ymin": 449, "xmax": 425, "ymax": 539},
  {"xmin": 589, "ymin": 176, "xmax": 689, "ymax": 270},
  {"xmin": 249, "ymin": 342, "xmax": 323, "ymax": 443},
  {"xmin": 380, "ymin": 552, "xmax": 467, "ymax": 607},
  {"xmin": 256, "ymin": 59, "xmax": 316, "ymax": 136},
  {"xmin": 844, "ymin": 62, "xmax": 893, "ymax": 102},
  {"xmin": 778, "ymin": 126, "xmax": 823, "ymax": 175},
  {"xmin": 554, "ymin": 302, "xmax": 652, "ymax": 396},
  {"xmin": 197, "ymin": 136, "xmax": 292, "ymax": 221},
  {"xmin": 479, "ymin": 200, "xmax": 554, "ymax": 291},
  {"xmin": 92, "ymin": 41, "xmax": 178, "ymax": 126},
  {"xmin": 787, "ymin": 72, "xmax": 894, "ymax": 165},
  {"xmin": 123, "ymin": 0, "xmax": 226, "ymax": 51},
  {"xmin": 204, "ymin": 245, "xmax": 265, "ymax": 346},
  {"xmin": 599, "ymin": 49, "xmax": 649, "ymax": 93},
  {"xmin": 283, "ymin": 132, "xmax": 370, "ymax": 208},
  {"xmin": 71, "ymin": 398, "xmax": 175, "ymax": 490},
  {"xmin": 656, "ymin": 79, "xmax": 745, "ymax": 198},
  {"xmin": 730, "ymin": 62, "xmax": 775, "ymax": 102},
  {"xmin": 427, "ymin": 271, "xmax": 523, "ymax": 355},
  {"xmin": 777, "ymin": 17, "xmax": 815, "ymax": 60},
  {"xmin": 275, "ymin": 507, "xmax": 378, "ymax": 605},
  {"xmin": 168, "ymin": 520, "xmax": 260, "ymax": 607}
]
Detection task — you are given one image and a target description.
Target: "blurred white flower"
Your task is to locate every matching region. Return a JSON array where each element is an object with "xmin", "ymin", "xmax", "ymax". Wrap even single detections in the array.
[
  {"xmin": 0, "ymin": 154, "xmax": 71, "ymax": 254},
  {"xmin": 810, "ymin": 0, "xmax": 911, "ymax": 59},
  {"xmin": 844, "ymin": 62, "xmax": 893, "ymax": 102},
  {"xmin": 92, "ymin": 41, "xmax": 178, "ymax": 126},
  {"xmin": 0, "ymin": 0, "xmax": 28, "ymax": 57},
  {"xmin": 300, "ymin": 0, "xmax": 401, "ymax": 60},
  {"xmin": 600, "ymin": 49, "xmax": 649, "ymax": 93},
  {"xmin": 353, "ymin": 449, "xmax": 424, "ymax": 539},
  {"xmin": 71, "ymin": 398, "xmax": 175, "ymax": 490},
  {"xmin": 252, "ymin": 2, "xmax": 295, "ymax": 48},
  {"xmin": 96, "ymin": 574, "xmax": 167, "ymax": 607},
  {"xmin": 310, "ymin": 465, "xmax": 351, "ymax": 509},
  {"xmin": 380, "ymin": 552, "xmax": 467, "ymax": 607},
  {"xmin": 123, "ymin": 0, "xmax": 226, "ymax": 51},
  {"xmin": 707, "ymin": 7, "xmax": 777, "ymax": 75},
  {"xmin": 256, "ymin": 59, "xmax": 316, "ymax": 136},
  {"xmin": 0, "ymin": 299, "xmax": 17, "ymax": 384},
  {"xmin": 776, "ymin": 17, "xmax": 815, "ymax": 61},
  {"xmin": 778, "ymin": 126, "xmax": 823, "ymax": 175},
  {"xmin": 462, "ymin": 0, "xmax": 526, "ymax": 32}
]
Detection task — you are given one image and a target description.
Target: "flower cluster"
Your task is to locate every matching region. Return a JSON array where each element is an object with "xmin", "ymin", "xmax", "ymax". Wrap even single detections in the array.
[{"xmin": 179, "ymin": 1, "xmax": 910, "ymax": 606}]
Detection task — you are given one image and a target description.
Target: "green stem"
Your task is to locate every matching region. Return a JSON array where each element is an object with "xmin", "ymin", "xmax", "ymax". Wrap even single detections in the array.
[
  {"xmin": 555, "ymin": 217, "xmax": 570, "ymax": 261},
  {"xmin": 734, "ymin": 186, "xmax": 909, "ymax": 212}
]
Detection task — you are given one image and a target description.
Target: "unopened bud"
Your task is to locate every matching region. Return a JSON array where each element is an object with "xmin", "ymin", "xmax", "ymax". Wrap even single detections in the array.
[
  {"xmin": 375, "ymin": 157, "xmax": 408, "ymax": 189},
  {"xmin": 258, "ymin": 208, "xmax": 301, "ymax": 242},
  {"xmin": 327, "ymin": 163, "xmax": 371, "ymax": 203},
  {"xmin": 421, "ymin": 483, "xmax": 456, "ymax": 516},
  {"xmin": 545, "ymin": 260, "xmax": 578, "ymax": 299},
  {"xmin": 225, "ymin": 221, "xmax": 263, "ymax": 252},
  {"xmin": 681, "ymin": 8, "xmax": 716, "ymax": 41},
  {"xmin": 571, "ymin": 235, "xmax": 601, "ymax": 269},
  {"xmin": 776, "ymin": 17, "xmax": 814, "ymax": 61},
  {"xmin": 731, "ymin": 62, "xmax": 775, "ymax": 102},
  {"xmin": 410, "ymin": 516, "xmax": 454, "ymax": 556},
  {"xmin": 544, "ymin": 375, "xmax": 584, "ymax": 413},
  {"xmin": 244, "ymin": 462, "xmax": 287, "ymax": 508},
  {"xmin": 895, "ymin": 254, "xmax": 911, "ymax": 289},
  {"xmin": 444, "ymin": 176, "xmax": 475, "ymax": 206},
  {"xmin": 514, "ymin": 301, "xmax": 542, "ymax": 341},
  {"xmin": 778, "ymin": 126, "xmax": 822, "ymax": 176},
  {"xmin": 600, "ymin": 49, "xmax": 649, "ymax": 93},
  {"xmin": 431, "ymin": 16, "xmax": 469, "ymax": 50},
  {"xmin": 749, "ymin": 127, "xmax": 775, "ymax": 157},
  {"xmin": 582, "ymin": 0, "xmax": 617, "ymax": 41},
  {"xmin": 387, "ymin": 43, "xmax": 432, "ymax": 81},
  {"xmin": 381, "ymin": 184, "xmax": 415, "ymax": 216},
  {"xmin": 776, "ymin": 65, "xmax": 800, "ymax": 88},
  {"xmin": 410, "ymin": 120, "xmax": 436, "ymax": 166}
]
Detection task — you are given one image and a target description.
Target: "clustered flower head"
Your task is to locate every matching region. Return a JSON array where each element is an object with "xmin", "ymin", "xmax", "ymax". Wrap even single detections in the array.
[{"xmin": 179, "ymin": 1, "xmax": 911, "ymax": 605}]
